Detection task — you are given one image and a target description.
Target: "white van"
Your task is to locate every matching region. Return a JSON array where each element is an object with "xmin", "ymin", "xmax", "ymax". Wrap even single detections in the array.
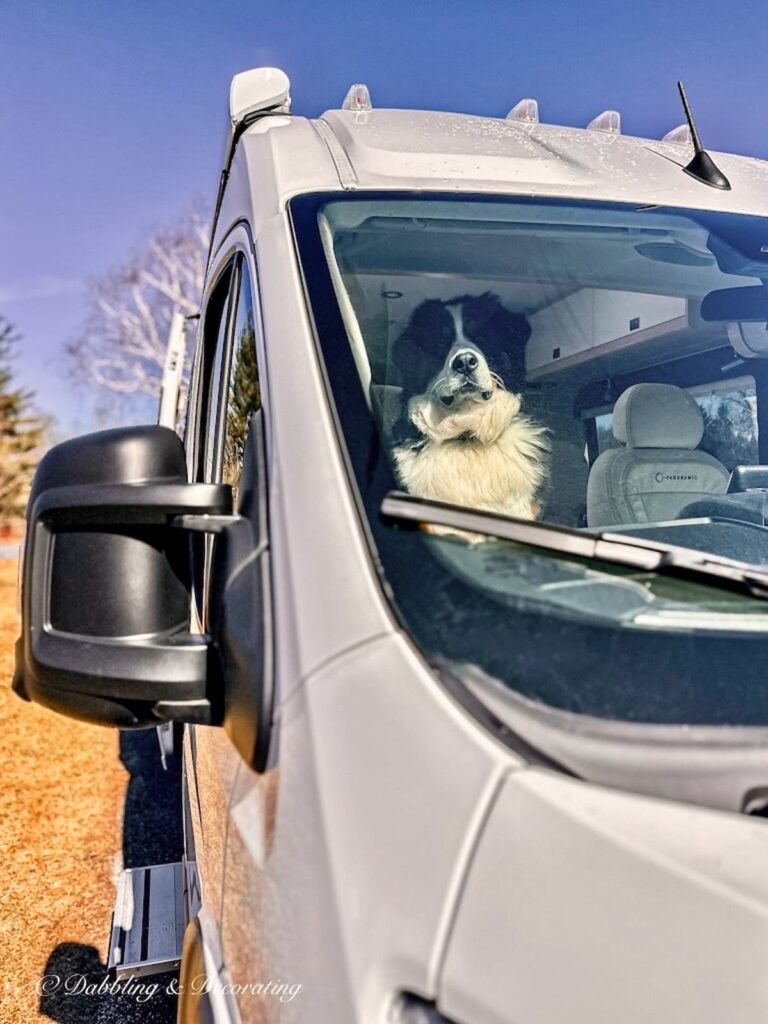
[{"xmin": 15, "ymin": 67, "xmax": 768, "ymax": 1023}]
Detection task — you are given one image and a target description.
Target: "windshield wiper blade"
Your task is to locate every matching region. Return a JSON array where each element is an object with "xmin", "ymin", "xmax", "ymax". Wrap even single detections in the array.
[{"xmin": 381, "ymin": 490, "xmax": 768, "ymax": 600}]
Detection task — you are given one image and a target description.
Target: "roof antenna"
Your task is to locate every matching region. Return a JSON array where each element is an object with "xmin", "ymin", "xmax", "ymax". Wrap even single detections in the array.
[{"xmin": 676, "ymin": 81, "xmax": 730, "ymax": 190}]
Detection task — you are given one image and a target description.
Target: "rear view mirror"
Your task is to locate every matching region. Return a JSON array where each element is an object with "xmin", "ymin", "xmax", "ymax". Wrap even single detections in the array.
[
  {"xmin": 14, "ymin": 425, "xmax": 231, "ymax": 728},
  {"xmin": 700, "ymin": 285, "xmax": 768, "ymax": 322}
]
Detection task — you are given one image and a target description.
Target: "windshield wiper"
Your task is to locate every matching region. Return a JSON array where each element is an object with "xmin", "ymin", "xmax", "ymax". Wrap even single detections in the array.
[{"xmin": 381, "ymin": 490, "xmax": 768, "ymax": 600}]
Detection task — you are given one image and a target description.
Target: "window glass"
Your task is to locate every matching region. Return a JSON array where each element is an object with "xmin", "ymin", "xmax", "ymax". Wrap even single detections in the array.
[
  {"xmin": 190, "ymin": 261, "xmax": 234, "ymax": 616},
  {"xmin": 195, "ymin": 264, "xmax": 234, "ymax": 483},
  {"xmin": 594, "ymin": 412, "xmax": 621, "ymax": 455},
  {"xmin": 693, "ymin": 380, "xmax": 758, "ymax": 470},
  {"xmin": 291, "ymin": 194, "xmax": 768, "ymax": 729},
  {"xmin": 316, "ymin": 197, "xmax": 768, "ymax": 531},
  {"xmin": 191, "ymin": 257, "xmax": 259, "ymax": 621},
  {"xmin": 593, "ymin": 378, "xmax": 758, "ymax": 470},
  {"xmin": 221, "ymin": 265, "xmax": 260, "ymax": 499}
]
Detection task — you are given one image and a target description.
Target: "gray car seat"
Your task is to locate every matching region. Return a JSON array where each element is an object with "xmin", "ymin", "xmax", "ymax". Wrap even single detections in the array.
[{"xmin": 587, "ymin": 383, "xmax": 730, "ymax": 528}]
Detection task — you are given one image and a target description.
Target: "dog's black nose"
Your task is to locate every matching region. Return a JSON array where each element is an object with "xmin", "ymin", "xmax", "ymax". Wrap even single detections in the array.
[{"xmin": 451, "ymin": 351, "xmax": 478, "ymax": 374}]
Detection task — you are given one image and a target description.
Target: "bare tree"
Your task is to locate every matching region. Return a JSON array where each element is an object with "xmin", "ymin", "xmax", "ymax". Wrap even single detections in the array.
[{"xmin": 67, "ymin": 206, "xmax": 210, "ymax": 419}]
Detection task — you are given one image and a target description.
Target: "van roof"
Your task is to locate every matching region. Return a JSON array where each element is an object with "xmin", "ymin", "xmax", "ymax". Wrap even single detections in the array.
[
  {"xmin": 214, "ymin": 106, "xmax": 768, "ymax": 254},
  {"xmin": 314, "ymin": 108, "xmax": 768, "ymax": 215}
]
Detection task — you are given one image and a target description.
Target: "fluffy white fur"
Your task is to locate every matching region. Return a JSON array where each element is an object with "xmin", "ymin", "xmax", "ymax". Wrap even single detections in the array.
[{"xmin": 394, "ymin": 388, "xmax": 549, "ymax": 519}]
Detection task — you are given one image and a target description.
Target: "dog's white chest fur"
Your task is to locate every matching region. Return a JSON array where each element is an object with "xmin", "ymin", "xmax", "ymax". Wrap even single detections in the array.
[{"xmin": 394, "ymin": 389, "xmax": 548, "ymax": 519}]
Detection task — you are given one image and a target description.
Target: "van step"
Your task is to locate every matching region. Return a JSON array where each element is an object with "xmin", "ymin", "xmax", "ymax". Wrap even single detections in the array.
[{"xmin": 107, "ymin": 862, "xmax": 186, "ymax": 978}]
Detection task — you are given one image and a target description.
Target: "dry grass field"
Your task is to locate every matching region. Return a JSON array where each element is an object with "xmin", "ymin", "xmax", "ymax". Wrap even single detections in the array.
[
  {"xmin": 0, "ymin": 558, "xmax": 178, "ymax": 1023},
  {"xmin": 0, "ymin": 557, "xmax": 126, "ymax": 1021}
]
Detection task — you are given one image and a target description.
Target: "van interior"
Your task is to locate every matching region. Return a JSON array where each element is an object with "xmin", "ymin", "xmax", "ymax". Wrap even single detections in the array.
[{"xmin": 322, "ymin": 197, "xmax": 768, "ymax": 565}]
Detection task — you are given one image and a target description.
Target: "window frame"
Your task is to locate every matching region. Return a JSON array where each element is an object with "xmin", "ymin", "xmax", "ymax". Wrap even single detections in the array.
[
  {"xmin": 185, "ymin": 257, "xmax": 238, "ymax": 484},
  {"xmin": 187, "ymin": 232, "xmax": 267, "ymax": 484},
  {"xmin": 209, "ymin": 255, "xmax": 242, "ymax": 484},
  {"xmin": 186, "ymin": 227, "xmax": 268, "ymax": 626}
]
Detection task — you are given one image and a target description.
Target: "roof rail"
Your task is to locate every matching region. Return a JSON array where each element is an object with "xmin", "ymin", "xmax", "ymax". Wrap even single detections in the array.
[
  {"xmin": 662, "ymin": 123, "xmax": 693, "ymax": 145},
  {"xmin": 342, "ymin": 84, "xmax": 373, "ymax": 111},
  {"xmin": 506, "ymin": 98, "xmax": 539, "ymax": 124},
  {"xmin": 587, "ymin": 110, "xmax": 621, "ymax": 134}
]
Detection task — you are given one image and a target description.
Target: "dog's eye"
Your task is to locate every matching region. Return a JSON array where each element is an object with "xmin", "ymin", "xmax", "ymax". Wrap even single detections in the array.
[{"xmin": 441, "ymin": 396, "xmax": 454, "ymax": 407}]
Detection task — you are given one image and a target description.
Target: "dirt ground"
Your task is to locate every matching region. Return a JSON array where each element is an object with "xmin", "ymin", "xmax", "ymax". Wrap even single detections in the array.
[{"xmin": 0, "ymin": 559, "xmax": 179, "ymax": 1024}]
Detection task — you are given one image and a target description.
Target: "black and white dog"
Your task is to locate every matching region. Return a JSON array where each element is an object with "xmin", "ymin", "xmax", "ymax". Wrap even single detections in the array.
[{"xmin": 391, "ymin": 293, "xmax": 548, "ymax": 520}]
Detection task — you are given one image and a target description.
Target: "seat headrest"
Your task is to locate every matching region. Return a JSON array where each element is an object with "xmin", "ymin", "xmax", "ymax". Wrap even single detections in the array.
[{"xmin": 613, "ymin": 383, "xmax": 704, "ymax": 449}]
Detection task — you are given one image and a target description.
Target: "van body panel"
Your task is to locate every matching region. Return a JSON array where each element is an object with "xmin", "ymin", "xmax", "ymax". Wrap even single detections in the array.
[
  {"xmin": 219, "ymin": 632, "xmax": 518, "ymax": 1023},
  {"xmin": 440, "ymin": 768, "xmax": 768, "ymax": 1024}
]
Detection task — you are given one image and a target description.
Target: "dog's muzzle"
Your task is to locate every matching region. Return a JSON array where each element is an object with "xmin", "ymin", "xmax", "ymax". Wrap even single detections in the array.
[{"xmin": 437, "ymin": 347, "xmax": 495, "ymax": 406}]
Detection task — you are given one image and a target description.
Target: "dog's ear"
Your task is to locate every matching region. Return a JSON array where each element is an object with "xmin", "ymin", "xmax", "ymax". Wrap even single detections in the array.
[
  {"xmin": 390, "ymin": 299, "xmax": 454, "ymax": 391},
  {"xmin": 463, "ymin": 293, "xmax": 532, "ymax": 393}
]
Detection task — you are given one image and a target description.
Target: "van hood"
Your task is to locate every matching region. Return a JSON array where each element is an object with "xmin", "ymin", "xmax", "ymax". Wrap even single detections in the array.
[{"xmin": 438, "ymin": 767, "xmax": 768, "ymax": 1024}]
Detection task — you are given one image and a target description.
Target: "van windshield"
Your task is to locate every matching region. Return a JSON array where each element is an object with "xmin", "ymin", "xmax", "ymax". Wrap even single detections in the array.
[{"xmin": 290, "ymin": 193, "xmax": 768, "ymax": 726}]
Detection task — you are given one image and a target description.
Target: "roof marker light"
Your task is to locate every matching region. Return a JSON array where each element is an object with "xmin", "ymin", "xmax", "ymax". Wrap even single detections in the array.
[
  {"xmin": 506, "ymin": 98, "xmax": 539, "ymax": 123},
  {"xmin": 208, "ymin": 67, "xmax": 292, "ymax": 273},
  {"xmin": 587, "ymin": 110, "xmax": 621, "ymax": 134},
  {"xmin": 662, "ymin": 123, "xmax": 693, "ymax": 145},
  {"xmin": 342, "ymin": 84, "xmax": 372, "ymax": 111}
]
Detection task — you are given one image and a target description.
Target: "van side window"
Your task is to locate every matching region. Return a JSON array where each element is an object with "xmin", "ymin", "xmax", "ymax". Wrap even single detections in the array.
[
  {"xmin": 221, "ymin": 263, "xmax": 260, "ymax": 499},
  {"xmin": 693, "ymin": 379, "xmax": 758, "ymax": 471},
  {"xmin": 195, "ymin": 262, "xmax": 235, "ymax": 483},
  {"xmin": 592, "ymin": 377, "xmax": 758, "ymax": 471},
  {"xmin": 594, "ymin": 411, "xmax": 620, "ymax": 455}
]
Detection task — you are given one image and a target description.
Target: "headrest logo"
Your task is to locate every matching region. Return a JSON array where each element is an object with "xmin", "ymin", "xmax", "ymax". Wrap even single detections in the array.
[{"xmin": 654, "ymin": 472, "xmax": 698, "ymax": 483}]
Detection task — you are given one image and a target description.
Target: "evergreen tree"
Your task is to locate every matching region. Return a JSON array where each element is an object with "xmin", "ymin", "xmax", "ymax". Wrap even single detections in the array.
[
  {"xmin": 223, "ymin": 312, "xmax": 260, "ymax": 490},
  {"xmin": 0, "ymin": 317, "xmax": 48, "ymax": 522},
  {"xmin": 699, "ymin": 391, "xmax": 757, "ymax": 470}
]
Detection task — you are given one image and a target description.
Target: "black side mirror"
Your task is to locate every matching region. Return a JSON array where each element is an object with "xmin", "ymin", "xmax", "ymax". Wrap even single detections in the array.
[{"xmin": 14, "ymin": 425, "xmax": 231, "ymax": 728}]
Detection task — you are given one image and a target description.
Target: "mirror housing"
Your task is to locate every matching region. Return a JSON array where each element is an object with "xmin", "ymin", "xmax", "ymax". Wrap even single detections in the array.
[
  {"xmin": 700, "ymin": 285, "xmax": 768, "ymax": 322},
  {"xmin": 14, "ymin": 425, "xmax": 231, "ymax": 728}
]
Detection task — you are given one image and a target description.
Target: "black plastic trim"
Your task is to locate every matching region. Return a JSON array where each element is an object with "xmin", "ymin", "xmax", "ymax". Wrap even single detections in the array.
[{"xmin": 19, "ymin": 431, "xmax": 234, "ymax": 728}]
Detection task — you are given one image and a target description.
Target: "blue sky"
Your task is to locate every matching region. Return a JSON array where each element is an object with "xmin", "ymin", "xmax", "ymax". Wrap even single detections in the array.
[{"xmin": 2, "ymin": 0, "xmax": 767, "ymax": 434}]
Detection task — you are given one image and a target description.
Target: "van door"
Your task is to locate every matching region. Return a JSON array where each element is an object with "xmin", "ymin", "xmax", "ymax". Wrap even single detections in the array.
[
  {"xmin": 211, "ymin": 251, "xmax": 281, "ymax": 1013},
  {"xmin": 183, "ymin": 251, "xmax": 243, "ymax": 937},
  {"xmin": 185, "ymin": 230, "xmax": 278, "ymax": 1013}
]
